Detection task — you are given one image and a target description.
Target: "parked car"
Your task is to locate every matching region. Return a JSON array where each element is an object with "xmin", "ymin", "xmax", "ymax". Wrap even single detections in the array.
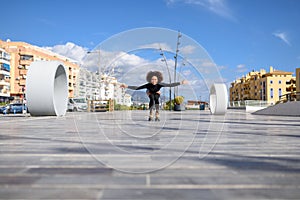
[
  {"xmin": 0, "ymin": 105, "xmax": 9, "ymax": 114},
  {"xmin": 7, "ymin": 103, "xmax": 27, "ymax": 114},
  {"xmin": 67, "ymin": 99, "xmax": 75, "ymax": 112},
  {"xmin": 67, "ymin": 97, "xmax": 87, "ymax": 112}
]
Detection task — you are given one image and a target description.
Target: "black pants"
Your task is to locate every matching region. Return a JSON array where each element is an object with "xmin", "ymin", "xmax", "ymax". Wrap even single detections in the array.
[{"xmin": 148, "ymin": 93, "xmax": 160, "ymax": 109}]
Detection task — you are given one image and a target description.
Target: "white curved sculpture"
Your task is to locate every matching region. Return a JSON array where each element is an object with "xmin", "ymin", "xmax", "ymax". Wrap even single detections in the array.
[
  {"xmin": 210, "ymin": 83, "xmax": 228, "ymax": 115},
  {"xmin": 26, "ymin": 61, "xmax": 68, "ymax": 116}
]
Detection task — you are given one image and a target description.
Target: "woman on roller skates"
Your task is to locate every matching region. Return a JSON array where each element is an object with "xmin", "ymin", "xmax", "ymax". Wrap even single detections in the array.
[{"xmin": 121, "ymin": 71, "xmax": 188, "ymax": 121}]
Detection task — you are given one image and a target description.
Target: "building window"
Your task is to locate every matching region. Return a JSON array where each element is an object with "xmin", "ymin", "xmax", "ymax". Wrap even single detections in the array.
[
  {"xmin": 20, "ymin": 54, "xmax": 34, "ymax": 61},
  {"xmin": 279, "ymin": 80, "xmax": 281, "ymax": 84},
  {"xmin": 270, "ymin": 80, "xmax": 273, "ymax": 84},
  {"xmin": 270, "ymin": 88, "xmax": 273, "ymax": 99},
  {"xmin": 279, "ymin": 88, "xmax": 282, "ymax": 98}
]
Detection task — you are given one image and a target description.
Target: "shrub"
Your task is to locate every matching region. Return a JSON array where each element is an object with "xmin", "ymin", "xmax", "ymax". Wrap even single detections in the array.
[{"xmin": 174, "ymin": 96, "xmax": 184, "ymax": 105}]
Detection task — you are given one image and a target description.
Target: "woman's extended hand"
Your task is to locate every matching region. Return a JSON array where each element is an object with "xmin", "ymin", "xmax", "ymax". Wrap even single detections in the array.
[
  {"xmin": 181, "ymin": 80, "xmax": 188, "ymax": 85},
  {"xmin": 120, "ymin": 84, "xmax": 128, "ymax": 88}
]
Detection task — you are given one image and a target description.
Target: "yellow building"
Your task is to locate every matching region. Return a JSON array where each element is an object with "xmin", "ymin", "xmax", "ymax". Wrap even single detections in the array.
[
  {"xmin": 230, "ymin": 66, "xmax": 296, "ymax": 104},
  {"xmin": 0, "ymin": 40, "xmax": 79, "ymax": 100},
  {"xmin": 297, "ymin": 68, "xmax": 300, "ymax": 93}
]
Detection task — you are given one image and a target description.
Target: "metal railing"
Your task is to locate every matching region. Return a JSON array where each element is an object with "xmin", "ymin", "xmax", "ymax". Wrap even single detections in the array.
[
  {"xmin": 228, "ymin": 100, "xmax": 271, "ymax": 108},
  {"xmin": 277, "ymin": 92, "xmax": 300, "ymax": 104},
  {"xmin": 87, "ymin": 99, "xmax": 114, "ymax": 112}
]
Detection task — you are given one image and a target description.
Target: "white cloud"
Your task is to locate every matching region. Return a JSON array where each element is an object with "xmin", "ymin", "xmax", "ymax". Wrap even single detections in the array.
[
  {"xmin": 139, "ymin": 43, "xmax": 172, "ymax": 51},
  {"xmin": 185, "ymin": 58, "xmax": 219, "ymax": 68},
  {"xmin": 273, "ymin": 31, "xmax": 291, "ymax": 46},
  {"xmin": 43, "ymin": 42, "xmax": 215, "ymax": 100},
  {"xmin": 236, "ymin": 64, "xmax": 247, "ymax": 73},
  {"xmin": 180, "ymin": 45, "xmax": 196, "ymax": 54},
  {"xmin": 84, "ymin": 50, "xmax": 151, "ymax": 76},
  {"xmin": 182, "ymin": 70, "xmax": 192, "ymax": 76},
  {"xmin": 218, "ymin": 65, "xmax": 226, "ymax": 70},
  {"xmin": 166, "ymin": 0, "xmax": 235, "ymax": 21},
  {"xmin": 139, "ymin": 43, "xmax": 195, "ymax": 56},
  {"xmin": 45, "ymin": 42, "xmax": 153, "ymax": 78},
  {"xmin": 44, "ymin": 42, "xmax": 88, "ymax": 63}
]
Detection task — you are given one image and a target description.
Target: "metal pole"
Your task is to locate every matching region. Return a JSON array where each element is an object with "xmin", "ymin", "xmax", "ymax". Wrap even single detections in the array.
[
  {"xmin": 159, "ymin": 48, "xmax": 172, "ymax": 111},
  {"xmin": 174, "ymin": 31, "xmax": 181, "ymax": 100},
  {"xmin": 169, "ymin": 87, "xmax": 172, "ymax": 111}
]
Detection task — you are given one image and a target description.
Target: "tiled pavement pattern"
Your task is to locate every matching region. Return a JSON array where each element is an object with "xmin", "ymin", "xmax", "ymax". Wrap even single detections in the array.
[{"xmin": 0, "ymin": 110, "xmax": 299, "ymax": 199}]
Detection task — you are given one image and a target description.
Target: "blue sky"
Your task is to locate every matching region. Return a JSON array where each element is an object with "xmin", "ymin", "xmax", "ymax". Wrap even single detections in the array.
[{"xmin": 1, "ymin": 0, "xmax": 300, "ymax": 85}]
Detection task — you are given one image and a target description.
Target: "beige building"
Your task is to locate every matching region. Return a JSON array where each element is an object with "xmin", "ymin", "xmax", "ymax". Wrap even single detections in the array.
[
  {"xmin": 0, "ymin": 47, "xmax": 11, "ymax": 102},
  {"xmin": 297, "ymin": 68, "xmax": 300, "ymax": 93},
  {"xmin": 0, "ymin": 40, "xmax": 80, "ymax": 100},
  {"xmin": 230, "ymin": 66, "xmax": 296, "ymax": 104}
]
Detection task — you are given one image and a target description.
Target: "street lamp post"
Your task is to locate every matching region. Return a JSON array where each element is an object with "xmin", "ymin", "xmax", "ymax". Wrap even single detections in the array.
[
  {"xmin": 174, "ymin": 31, "xmax": 182, "ymax": 100},
  {"xmin": 159, "ymin": 48, "xmax": 172, "ymax": 111}
]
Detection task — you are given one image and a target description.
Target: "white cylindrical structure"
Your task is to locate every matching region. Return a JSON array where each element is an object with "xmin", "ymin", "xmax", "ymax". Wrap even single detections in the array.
[
  {"xmin": 26, "ymin": 61, "xmax": 68, "ymax": 116},
  {"xmin": 210, "ymin": 83, "xmax": 228, "ymax": 115}
]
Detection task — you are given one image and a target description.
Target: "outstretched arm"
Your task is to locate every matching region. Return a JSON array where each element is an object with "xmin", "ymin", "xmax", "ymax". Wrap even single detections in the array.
[
  {"xmin": 160, "ymin": 80, "xmax": 188, "ymax": 87},
  {"xmin": 120, "ymin": 83, "xmax": 148, "ymax": 90}
]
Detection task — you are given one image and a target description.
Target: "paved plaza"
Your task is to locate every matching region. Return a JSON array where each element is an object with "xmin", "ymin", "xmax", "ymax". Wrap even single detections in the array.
[{"xmin": 0, "ymin": 110, "xmax": 300, "ymax": 199}]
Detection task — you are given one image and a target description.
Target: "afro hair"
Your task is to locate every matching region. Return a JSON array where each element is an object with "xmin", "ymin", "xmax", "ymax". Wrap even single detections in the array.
[{"xmin": 146, "ymin": 71, "xmax": 163, "ymax": 83}]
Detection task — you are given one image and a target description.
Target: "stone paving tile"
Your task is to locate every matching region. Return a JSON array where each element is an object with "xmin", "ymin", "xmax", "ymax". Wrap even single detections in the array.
[
  {"xmin": 0, "ymin": 187, "xmax": 102, "ymax": 200},
  {"xmin": 0, "ymin": 110, "xmax": 300, "ymax": 199}
]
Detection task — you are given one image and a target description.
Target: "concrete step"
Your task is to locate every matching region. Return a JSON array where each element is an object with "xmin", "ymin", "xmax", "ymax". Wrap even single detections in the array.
[{"xmin": 253, "ymin": 101, "xmax": 300, "ymax": 116}]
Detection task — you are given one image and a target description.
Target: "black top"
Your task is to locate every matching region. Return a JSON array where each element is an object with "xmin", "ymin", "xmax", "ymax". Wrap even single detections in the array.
[{"xmin": 128, "ymin": 82, "xmax": 181, "ymax": 93}]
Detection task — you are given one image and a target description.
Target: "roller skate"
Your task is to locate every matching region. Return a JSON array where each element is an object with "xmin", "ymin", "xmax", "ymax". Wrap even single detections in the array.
[
  {"xmin": 155, "ymin": 104, "xmax": 160, "ymax": 121},
  {"xmin": 148, "ymin": 110, "xmax": 154, "ymax": 121}
]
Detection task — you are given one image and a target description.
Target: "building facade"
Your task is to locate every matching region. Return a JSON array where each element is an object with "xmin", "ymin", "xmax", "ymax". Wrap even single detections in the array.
[
  {"xmin": 0, "ymin": 47, "xmax": 11, "ymax": 102},
  {"xmin": 76, "ymin": 68, "xmax": 132, "ymax": 105},
  {"xmin": 114, "ymin": 82, "xmax": 132, "ymax": 107},
  {"xmin": 99, "ymin": 74, "xmax": 117, "ymax": 101},
  {"xmin": 297, "ymin": 68, "xmax": 300, "ymax": 94},
  {"xmin": 230, "ymin": 66, "xmax": 296, "ymax": 104},
  {"xmin": 0, "ymin": 40, "xmax": 80, "ymax": 101},
  {"xmin": 75, "ymin": 68, "xmax": 101, "ymax": 99}
]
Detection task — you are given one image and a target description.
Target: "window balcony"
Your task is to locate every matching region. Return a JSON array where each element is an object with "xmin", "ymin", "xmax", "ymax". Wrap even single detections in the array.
[
  {"xmin": 19, "ymin": 59, "xmax": 32, "ymax": 66},
  {"xmin": 0, "ymin": 79, "xmax": 10, "ymax": 86},
  {"xmin": 0, "ymin": 89, "xmax": 10, "ymax": 97},
  {"xmin": 19, "ymin": 79, "xmax": 26, "ymax": 86},
  {"xmin": 0, "ymin": 69, "xmax": 10, "ymax": 76},
  {"xmin": 19, "ymin": 69, "xmax": 27, "ymax": 75}
]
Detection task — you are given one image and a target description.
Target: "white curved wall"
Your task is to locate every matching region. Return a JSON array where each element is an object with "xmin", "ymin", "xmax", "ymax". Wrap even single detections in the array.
[
  {"xmin": 26, "ymin": 61, "xmax": 68, "ymax": 116},
  {"xmin": 210, "ymin": 83, "xmax": 228, "ymax": 115}
]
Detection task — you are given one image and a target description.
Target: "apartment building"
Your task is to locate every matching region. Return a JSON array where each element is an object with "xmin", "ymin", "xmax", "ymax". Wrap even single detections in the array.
[
  {"xmin": 0, "ymin": 40, "xmax": 80, "ymax": 100},
  {"xmin": 114, "ymin": 82, "xmax": 132, "ymax": 107},
  {"xmin": 230, "ymin": 66, "xmax": 296, "ymax": 104},
  {"xmin": 76, "ymin": 68, "xmax": 132, "ymax": 105},
  {"xmin": 297, "ymin": 68, "xmax": 300, "ymax": 93},
  {"xmin": 75, "ymin": 68, "xmax": 101, "ymax": 99},
  {"xmin": 0, "ymin": 47, "xmax": 11, "ymax": 102}
]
